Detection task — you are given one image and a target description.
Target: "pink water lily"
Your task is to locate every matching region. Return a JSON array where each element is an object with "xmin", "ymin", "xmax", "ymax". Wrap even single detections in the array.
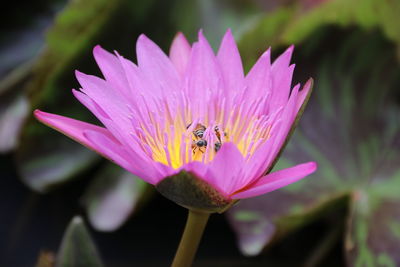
[{"xmin": 35, "ymin": 30, "xmax": 316, "ymax": 211}]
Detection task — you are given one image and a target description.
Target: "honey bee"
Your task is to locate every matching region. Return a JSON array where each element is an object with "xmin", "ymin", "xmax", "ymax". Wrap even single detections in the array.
[
  {"xmin": 214, "ymin": 126, "xmax": 227, "ymax": 152},
  {"xmin": 187, "ymin": 123, "xmax": 226, "ymax": 154},
  {"xmin": 188, "ymin": 123, "xmax": 208, "ymax": 153},
  {"xmin": 193, "ymin": 124, "xmax": 206, "ymax": 139}
]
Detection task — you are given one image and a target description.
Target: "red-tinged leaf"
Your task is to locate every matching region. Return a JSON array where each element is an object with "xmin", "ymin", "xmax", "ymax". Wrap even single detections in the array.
[{"xmin": 228, "ymin": 27, "xmax": 400, "ymax": 265}]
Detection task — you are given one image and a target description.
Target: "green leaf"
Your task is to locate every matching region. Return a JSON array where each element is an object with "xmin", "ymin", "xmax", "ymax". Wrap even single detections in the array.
[
  {"xmin": 83, "ymin": 163, "xmax": 153, "ymax": 231},
  {"xmin": 238, "ymin": 0, "xmax": 400, "ymax": 68},
  {"xmin": 56, "ymin": 216, "xmax": 104, "ymax": 267},
  {"xmin": 346, "ymin": 195, "xmax": 400, "ymax": 266}
]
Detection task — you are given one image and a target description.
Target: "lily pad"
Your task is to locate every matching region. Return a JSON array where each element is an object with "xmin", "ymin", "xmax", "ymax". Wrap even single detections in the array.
[
  {"xmin": 228, "ymin": 26, "xmax": 400, "ymax": 267},
  {"xmin": 83, "ymin": 163, "xmax": 153, "ymax": 231}
]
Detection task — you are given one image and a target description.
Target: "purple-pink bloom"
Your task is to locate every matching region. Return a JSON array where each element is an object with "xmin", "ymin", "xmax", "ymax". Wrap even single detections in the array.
[{"xmin": 35, "ymin": 30, "xmax": 316, "ymax": 211}]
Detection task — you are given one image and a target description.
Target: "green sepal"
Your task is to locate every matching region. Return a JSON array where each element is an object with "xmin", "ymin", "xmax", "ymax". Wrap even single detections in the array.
[{"xmin": 156, "ymin": 171, "xmax": 234, "ymax": 213}]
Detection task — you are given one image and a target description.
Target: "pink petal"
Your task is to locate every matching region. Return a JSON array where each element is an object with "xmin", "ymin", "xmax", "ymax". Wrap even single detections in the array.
[
  {"xmin": 75, "ymin": 71, "xmax": 134, "ymax": 139},
  {"xmin": 271, "ymin": 45, "xmax": 294, "ymax": 75},
  {"xmin": 245, "ymin": 49, "xmax": 272, "ymax": 101},
  {"xmin": 34, "ymin": 110, "xmax": 161, "ymax": 185},
  {"xmin": 296, "ymin": 78, "xmax": 313, "ymax": 112},
  {"xmin": 169, "ymin": 32, "xmax": 191, "ymax": 77},
  {"xmin": 263, "ymin": 84, "xmax": 300, "ymax": 167},
  {"xmin": 217, "ymin": 29, "xmax": 244, "ymax": 92},
  {"xmin": 205, "ymin": 142, "xmax": 245, "ymax": 196},
  {"xmin": 231, "ymin": 162, "xmax": 317, "ymax": 199},
  {"xmin": 269, "ymin": 45, "xmax": 294, "ymax": 110},
  {"xmin": 239, "ymin": 84, "xmax": 301, "ymax": 187},
  {"xmin": 34, "ymin": 109, "xmax": 118, "ymax": 159},
  {"xmin": 181, "ymin": 161, "xmax": 208, "ymax": 179},
  {"xmin": 136, "ymin": 34, "xmax": 180, "ymax": 94},
  {"xmin": 92, "ymin": 45, "xmax": 130, "ymax": 98},
  {"xmin": 83, "ymin": 130, "xmax": 160, "ymax": 184},
  {"xmin": 269, "ymin": 64, "xmax": 295, "ymax": 112},
  {"xmin": 185, "ymin": 31, "xmax": 224, "ymax": 117}
]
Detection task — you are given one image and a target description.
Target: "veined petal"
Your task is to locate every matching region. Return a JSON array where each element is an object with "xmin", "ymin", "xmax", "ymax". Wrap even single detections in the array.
[
  {"xmin": 217, "ymin": 29, "xmax": 244, "ymax": 92},
  {"xmin": 206, "ymin": 142, "xmax": 245, "ymax": 196},
  {"xmin": 269, "ymin": 64, "xmax": 295, "ymax": 112},
  {"xmin": 34, "ymin": 110, "xmax": 118, "ymax": 159},
  {"xmin": 83, "ymin": 130, "xmax": 161, "ymax": 184},
  {"xmin": 185, "ymin": 31, "xmax": 224, "ymax": 119},
  {"xmin": 231, "ymin": 162, "xmax": 317, "ymax": 199},
  {"xmin": 245, "ymin": 49, "xmax": 272, "ymax": 101},
  {"xmin": 296, "ymin": 78, "xmax": 313, "ymax": 112},
  {"xmin": 92, "ymin": 45, "xmax": 130, "ymax": 98},
  {"xmin": 136, "ymin": 34, "xmax": 180, "ymax": 94},
  {"xmin": 271, "ymin": 45, "xmax": 294, "ymax": 77},
  {"xmin": 169, "ymin": 32, "xmax": 191, "ymax": 77}
]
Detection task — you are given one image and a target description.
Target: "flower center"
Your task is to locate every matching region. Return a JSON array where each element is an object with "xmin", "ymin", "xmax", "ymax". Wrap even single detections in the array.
[
  {"xmin": 132, "ymin": 91, "xmax": 275, "ymax": 170},
  {"xmin": 187, "ymin": 123, "xmax": 227, "ymax": 162}
]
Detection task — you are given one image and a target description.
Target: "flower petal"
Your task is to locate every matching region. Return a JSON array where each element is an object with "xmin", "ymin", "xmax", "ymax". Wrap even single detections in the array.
[
  {"xmin": 217, "ymin": 29, "xmax": 244, "ymax": 92},
  {"xmin": 185, "ymin": 31, "xmax": 224, "ymax": 118},
  {"xmin": 231, "ymin": 162, "xmax": 317, "ymax": 199},
  {"xmin": 269, "ymin": 45, "xmax": 294, "ymax": 110},
  {"xmin": 136, "ymin": 34, "xmax": 180, "ymax": 94},
  {"xmin": 92, "ymin": 45, "xmax": 130, "ymax": 98},
  {"xmin": 34, "ymin": 109, "xmax": 118, "ymax": 159},
  {"xmin": 83, "ymin": 130, "xmax": 161, "ymax": 184},
  {"xmin": 206, "ymin": 142, "xmax": 245, "ymax": 196},
  {"xmin": 180, "ymin": 160, "xmax": 208, "ymax": 179},
  {"xmin": 296, "ymin": 78, "xmax": 313, "ymax": 112},
  {"xmin": 245, "ymin": 49, "xmax": 272, "ymax": 101},
  {"xmin": 169, "ymin": 32, "xmax": 191, "ymax": 77}
]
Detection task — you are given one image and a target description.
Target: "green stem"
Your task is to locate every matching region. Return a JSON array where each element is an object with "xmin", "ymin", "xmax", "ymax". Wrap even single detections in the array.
[{"xmin": 171, "ymin": 210, "xmax": 210, "ymax": 267}]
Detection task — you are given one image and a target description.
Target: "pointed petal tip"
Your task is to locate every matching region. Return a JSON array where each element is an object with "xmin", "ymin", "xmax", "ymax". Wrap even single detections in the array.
[
  {"xmin": 230, "ymin": 161, "xmax": 318, "ymax": 199},
  {"xmin": 261, "ymin": 48, "xmax": 271, "ymax": 59},
  {"xmin": 136, "ymin": 34, "xmax": 151, "ymax": 48},
  {"xmin": 305, "ymin": 77, "xmax": 314, "ymax": 88},
  {"xmin": 138, "ymin": 33, "xmax": 148, "ymax": 41},
  {"xmin": 74, "ymin": 69, "xmax": 84, "ymax": 78},
  {"xmin": 33, "ymin": 109, "xmax": 43, "ymax": 119},
  {"xmin": 93, "ymin": 44, "xmax": 102, "ymax": 54},
  {"xmin": 34, "ymin": 109, "xmax": 55, "ymax": 124},
  {"xmin": 301, "ymin": 77, "xmax": 314, "ymax": 95},
  {"xmin": 174, "ymin": 31, "xmax": 185, "ymax": 39},
  {"xmin": 302, "ymin": 161, "xmax": 318, "ymax": 173},
  {"xmin": 223, "ymin": 28, "xmax": 233, "ymax": 37}
]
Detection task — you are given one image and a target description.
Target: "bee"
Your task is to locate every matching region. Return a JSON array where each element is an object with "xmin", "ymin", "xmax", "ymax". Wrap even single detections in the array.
[
  {"xmin": 192, "ymin": 139, "xmax": 208, "ymax": 153},
  {"xmin": 188, "ymin": 123, "xmax": 208, "ymax": 154},
  {"xmin": 193, "ymin": 124, "xmax": 206, "ymax": 139},
  {"xmin": 187, "ymin": 123, "xmax": 226, "ymax": 154}
]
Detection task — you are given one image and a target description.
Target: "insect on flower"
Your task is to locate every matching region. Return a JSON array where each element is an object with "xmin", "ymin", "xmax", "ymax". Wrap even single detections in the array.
[{"xmin": 34, "ymin": 29, "xmax": 317, "ymax": 213}]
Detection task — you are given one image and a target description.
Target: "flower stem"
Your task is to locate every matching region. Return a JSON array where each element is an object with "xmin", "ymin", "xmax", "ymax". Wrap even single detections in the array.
[{"xmin": 171, "ymin": 210, "xmax": 210, "ymax": 267}]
